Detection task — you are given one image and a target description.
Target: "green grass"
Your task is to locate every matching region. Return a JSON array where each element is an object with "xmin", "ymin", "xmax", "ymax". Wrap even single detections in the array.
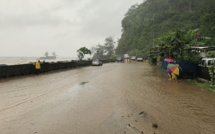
[{"xmin": 184, "ymin": 79, "xmax": 215, "ymax": 94}]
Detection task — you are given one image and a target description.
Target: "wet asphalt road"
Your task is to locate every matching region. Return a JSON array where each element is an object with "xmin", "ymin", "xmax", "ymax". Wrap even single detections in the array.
[{"xmin": 0, "ymin": 62, "xmax": 215, "ymax": 134}]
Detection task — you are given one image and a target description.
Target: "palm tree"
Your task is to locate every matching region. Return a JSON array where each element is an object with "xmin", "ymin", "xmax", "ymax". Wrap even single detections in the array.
[
  {"xmin": 157, "ymin": 29, "xmax": 184, "ymax": 59},
  {"xmin": 157, "ymin": 28, "xmax": 211, "ymax": 62}
]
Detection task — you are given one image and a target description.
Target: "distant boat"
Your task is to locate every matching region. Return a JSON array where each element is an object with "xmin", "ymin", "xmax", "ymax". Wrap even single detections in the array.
[
  {"xmin": 39, "ymin": 52, "xmax": 57, "ymax": 60},
  {"xmin": 39, "ymin": 56, "xmax": 56, "ymax": 60}
]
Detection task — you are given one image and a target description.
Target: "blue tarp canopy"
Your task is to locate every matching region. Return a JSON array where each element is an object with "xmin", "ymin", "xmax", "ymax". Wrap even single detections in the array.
[{"xmin": 162, "ymin": 60, "xmax": 197, "ymax": 73}]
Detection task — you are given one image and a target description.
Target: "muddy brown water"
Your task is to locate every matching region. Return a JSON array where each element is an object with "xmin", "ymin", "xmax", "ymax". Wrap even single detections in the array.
[{"xmin": 0, "ymin": 62, "xmax": 215, "ymax": 134}]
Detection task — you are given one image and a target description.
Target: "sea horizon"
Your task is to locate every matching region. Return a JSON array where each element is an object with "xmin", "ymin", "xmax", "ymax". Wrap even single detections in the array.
[{"xmin": 0, "ymin": 56, "xmax": 82, "ymax": 65}]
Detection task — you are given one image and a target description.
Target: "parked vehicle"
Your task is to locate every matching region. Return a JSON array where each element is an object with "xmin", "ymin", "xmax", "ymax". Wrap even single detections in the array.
[
  {"xmin": 131, "ymin": 56, "xmax": 136, "ymax": 61},
  {"xmin": 117, "ymin": 57, "xmax": 123, "ymax": 62},
  {"xmin": 198, "ymin": 58, "xmax": 215, "ymax": 67},
  {"xmin": 92, "ymin": 59, "xmax": 103, "ymax": 66},
  {"xmin": 124, "ymin": 54, "xmax": 129, "ymax": 59},
  {"xmin": 137, "ymin": 57, "xmax": 143, "ymax": 62}
]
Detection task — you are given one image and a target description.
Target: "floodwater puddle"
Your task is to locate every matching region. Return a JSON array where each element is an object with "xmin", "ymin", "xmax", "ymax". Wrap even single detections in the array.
[{"xmin": 79, "ymin": 81, "xmax": 89, "ymax": 85}]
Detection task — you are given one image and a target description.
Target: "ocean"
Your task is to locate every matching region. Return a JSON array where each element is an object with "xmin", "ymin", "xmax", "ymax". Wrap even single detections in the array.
[{"xmin": 0, "ymin": 57, "xmax": 78, "ymax": 65}]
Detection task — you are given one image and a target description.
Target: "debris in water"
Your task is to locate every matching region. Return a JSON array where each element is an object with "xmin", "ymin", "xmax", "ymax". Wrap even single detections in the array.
[
  {"xmin": 152, "ymin": 123, "xmax": 158, "ymax": 128},
  {"xmin": 127, "ymin": 124, "xmax": 143, "ymax": 133},
  {"xmin": 139, "ymin": 111, "xmax": 146, "ymax": 117}
]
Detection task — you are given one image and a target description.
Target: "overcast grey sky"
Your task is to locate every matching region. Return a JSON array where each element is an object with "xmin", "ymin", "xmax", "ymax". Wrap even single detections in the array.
[{"xmin": 0, "ymin": 0, "xmax": 144, "ymax": 57}]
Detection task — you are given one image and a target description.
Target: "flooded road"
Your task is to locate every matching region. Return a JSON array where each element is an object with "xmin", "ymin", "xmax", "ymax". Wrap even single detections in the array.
[{"xmin": 0, "ymin": 62, "xmax": 215, "ymax": 134}]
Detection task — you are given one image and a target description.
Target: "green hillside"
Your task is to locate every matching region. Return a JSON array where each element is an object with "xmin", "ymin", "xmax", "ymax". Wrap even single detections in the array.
[{"xmin": 116, "ymin": 0, "xmax": 215, "ymax": 57}]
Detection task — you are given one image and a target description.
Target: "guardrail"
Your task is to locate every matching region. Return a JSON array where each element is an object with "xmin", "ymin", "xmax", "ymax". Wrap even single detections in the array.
[
  {"xmin": 0, "ymin": 60, "xmax": 116, "ymax": 79},
  {"xmin": 0, "ymin": 60, "xmax": 93, "ymax": 79}
]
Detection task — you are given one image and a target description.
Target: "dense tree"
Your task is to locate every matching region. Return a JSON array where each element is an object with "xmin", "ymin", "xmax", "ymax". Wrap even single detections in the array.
[
  {"xmin": 77, "ymin": 47, "xmax": 91, "ymax": 60},
  {"xmin": 156, "ymin": 28, "xmax": 210, "ymax": 63},
  {"xmin": 116, "ymin": 0, "xmax": 215, "ymax": 57},
  {"xmin": 92, "ymin": 44, "xmax": 105, "ymax": 60},
  {"xmin": 92, "ymin": 36, "xmax": 115, "ymax": 60},
  {"xmin": 104, "ymin": 36, "xmax": 115, "ymax": 58}
]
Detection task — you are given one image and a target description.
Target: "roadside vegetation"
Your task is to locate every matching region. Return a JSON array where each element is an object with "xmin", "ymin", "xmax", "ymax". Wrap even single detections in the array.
[
  {"xmin": 185, "ymin": 79, "xmax": 215, "ymax": 94},
  {"xmin": 116, "ymin": 0, "xmax": 215, "ymax": 57},
  {"xmin": 208, "ymin": 61, "xmax": 215, "ymax": 89},
  {"xmin": 114, "ymin": 0, "xmax": 215, "ymax": 93},
  {"xmin": 155, "ymin": 28, "xmax": 210, "ymax": 63}
]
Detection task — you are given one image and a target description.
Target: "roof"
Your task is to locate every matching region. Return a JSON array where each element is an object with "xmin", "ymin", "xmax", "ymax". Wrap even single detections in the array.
[
  {"xmin": 191, "ymin": 46, "xmax": 215, "ymax": 50},
  {"xmin": 202, "ymin": 58, "xmax": 215, "ymax": 60}
]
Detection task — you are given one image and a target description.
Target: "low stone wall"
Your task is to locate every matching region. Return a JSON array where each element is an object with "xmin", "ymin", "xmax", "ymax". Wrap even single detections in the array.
[{"xmin": 0, "ymin": 60, "xmax": 93, "ymax": 79}]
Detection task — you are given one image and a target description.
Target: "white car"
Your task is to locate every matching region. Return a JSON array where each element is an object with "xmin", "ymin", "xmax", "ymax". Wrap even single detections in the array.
[
  {"xmin": 131, "ymin": 56, "xmax": 136, "ymax": 60},
  {"xmin": 198, "ymin": 58, "xmax": 215, "ymax": 67},
  {"xmin": 92, "ymin": 59, "xmax": 103, "ymax": 66},
  {"xmin": 124, "ymin": 54, "xmax": 129, "ymax": 59},
  {"xmin": 137, "ymin": 57, "xmax": 143, "ymax": 62}
]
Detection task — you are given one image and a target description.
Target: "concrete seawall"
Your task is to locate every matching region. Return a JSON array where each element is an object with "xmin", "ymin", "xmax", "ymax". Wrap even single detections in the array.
[{"xmin": 0, "ymin": 60, "xmax": 113, "ymax": 79}]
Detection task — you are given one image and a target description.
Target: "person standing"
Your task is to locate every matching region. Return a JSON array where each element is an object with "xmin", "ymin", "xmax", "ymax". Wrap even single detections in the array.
[
  {"xmin": 167, "ymin": 61, "xmax": 177, "ymax": 81},
  {"xmin": 167, "ymin": 62, "xmax": 172, "ymax": 80},
  {"xmin": 171, "ymin": 73, "xmax": 178, "ymax": 83},
  {"xmin": 124, "ymin": 54, "xmax": 129, "ymax": 63},
  {"xmin": 126, "ymin": 57, "xmax": 129, "ymax": 63},
  {"xmin": 35, "ymin": 60, "xmax": 41, "ymax": 74}
]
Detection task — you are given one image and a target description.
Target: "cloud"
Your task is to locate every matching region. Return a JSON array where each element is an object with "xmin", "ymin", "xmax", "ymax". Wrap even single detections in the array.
[{"xmin": 0, "ymin": 0, "xmax": 144, "ymax": 57}]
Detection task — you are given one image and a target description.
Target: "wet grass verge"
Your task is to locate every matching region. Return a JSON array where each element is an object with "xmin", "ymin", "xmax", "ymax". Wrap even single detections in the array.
[{"xmin": 184, "ymin": 79, "xmax": 215, "ymax": 94}]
